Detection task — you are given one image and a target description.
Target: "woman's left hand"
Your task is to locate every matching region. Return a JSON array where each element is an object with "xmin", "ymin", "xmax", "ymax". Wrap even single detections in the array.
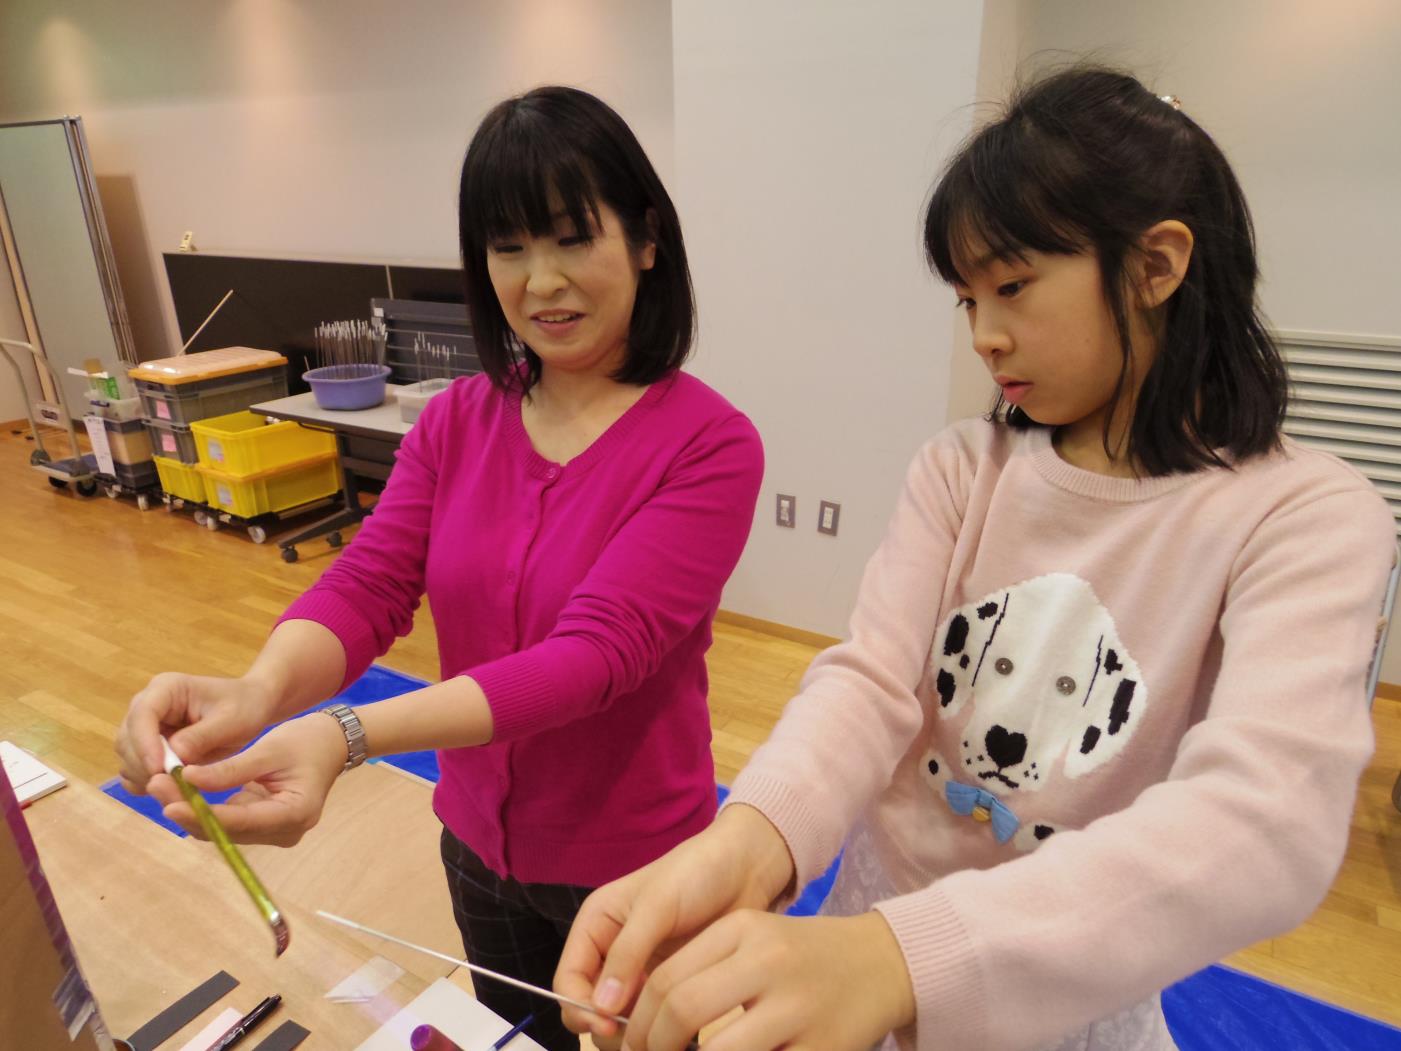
[
  {"xmin": 620, "ymin": 910, "xmax": 915, "ymax": 1051},
  {"xmin": 145, "ymin": 712, "xmax": 349, "ymax": 847}
]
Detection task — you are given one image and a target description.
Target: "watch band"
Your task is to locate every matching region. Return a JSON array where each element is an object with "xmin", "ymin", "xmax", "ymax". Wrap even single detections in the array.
[{"xmin": 323, "ymin": 703, "xmax": 368, "ymax": 771}]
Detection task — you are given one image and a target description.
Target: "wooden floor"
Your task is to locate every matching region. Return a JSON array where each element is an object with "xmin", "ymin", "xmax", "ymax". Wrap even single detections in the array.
[{"xmin": 3, "ymin": 424, "xmax": 1401, "ymax": 1028}]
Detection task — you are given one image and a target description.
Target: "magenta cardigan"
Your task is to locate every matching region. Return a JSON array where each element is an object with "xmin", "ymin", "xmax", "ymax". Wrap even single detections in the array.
[{"xmin": 279, "ymin": 370, "xmax": 764, "ymax": 885}]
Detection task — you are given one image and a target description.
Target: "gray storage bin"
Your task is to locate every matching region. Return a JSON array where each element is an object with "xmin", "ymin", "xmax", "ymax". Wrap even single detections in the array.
[
  {"xmin": 136, "ymin": 367, "xmax": 288, "ymax": 426},
  {"xmin": 111, "ymin": 459, "xmax": 159, "ymax": 489},
  {"xmin": 144, "ymin": 418, "xmax": 199, "ymax": 464}
]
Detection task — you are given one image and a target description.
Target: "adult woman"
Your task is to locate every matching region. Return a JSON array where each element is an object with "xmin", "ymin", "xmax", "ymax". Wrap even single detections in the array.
[{"xmin": 116, "ymin": 86, "xmax": 763, "ymax": 1051}]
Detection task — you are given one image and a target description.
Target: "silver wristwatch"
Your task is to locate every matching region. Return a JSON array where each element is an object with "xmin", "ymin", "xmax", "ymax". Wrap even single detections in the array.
[{"xmin": 323, "ymin": 703, "xmax": 368, "ymax": 771}]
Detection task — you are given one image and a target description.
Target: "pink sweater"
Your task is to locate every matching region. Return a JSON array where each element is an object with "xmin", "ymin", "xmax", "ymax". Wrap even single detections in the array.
[
  {"xmin": 281, "ymin": 370, "xmax": 763, "ymax": 886},
  {"xmin": 727, "ymin": 418, "xmax": 1394, "ymax": 1051}
]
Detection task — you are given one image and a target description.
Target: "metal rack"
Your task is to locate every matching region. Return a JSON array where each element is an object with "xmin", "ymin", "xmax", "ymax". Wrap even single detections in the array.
[{"xmin": 371, "ymin": 298, "xmax": 478, "ymax": 386}]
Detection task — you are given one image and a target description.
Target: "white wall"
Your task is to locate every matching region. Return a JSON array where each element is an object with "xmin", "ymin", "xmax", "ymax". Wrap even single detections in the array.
[
  {"xmin": 0, "ymin": 0, "xmax": 675, "ymax": 360},
  {"xmin": 947, "ymin": 0, "xmax": 1401, "ymax": 679},
  {"xmin": 672, "ymin": 1, "xmax": 984, "ymax": 638}
]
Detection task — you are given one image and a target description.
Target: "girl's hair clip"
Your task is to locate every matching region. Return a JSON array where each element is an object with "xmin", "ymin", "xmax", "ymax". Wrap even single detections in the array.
[{"xmin": 1158, "ymin": 94, "xmax": 1183, "ymax": 111}]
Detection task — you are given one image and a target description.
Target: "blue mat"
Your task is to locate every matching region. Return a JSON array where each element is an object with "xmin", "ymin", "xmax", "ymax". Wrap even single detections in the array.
[{"xmin": 102, "ymin": 665, "xmax": 1401, "ymax": 1050}]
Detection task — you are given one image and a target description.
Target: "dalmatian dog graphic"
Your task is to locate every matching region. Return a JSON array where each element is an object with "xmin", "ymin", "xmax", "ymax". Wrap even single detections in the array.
[{"xmin": 921, "ymin": 573, "xmax": 1145, "ymax": 852}]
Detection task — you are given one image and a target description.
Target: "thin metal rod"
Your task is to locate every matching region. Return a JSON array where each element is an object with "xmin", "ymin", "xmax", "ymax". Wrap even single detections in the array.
[{"xmin": 315, "ymin": 910, "xmax": 629, "ymax": 1025}]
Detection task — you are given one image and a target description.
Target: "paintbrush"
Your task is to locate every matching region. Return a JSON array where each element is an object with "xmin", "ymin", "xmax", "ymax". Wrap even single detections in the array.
[{"xmin": 161, "ymin": 737, "xmax": 291, "ymax": 956}]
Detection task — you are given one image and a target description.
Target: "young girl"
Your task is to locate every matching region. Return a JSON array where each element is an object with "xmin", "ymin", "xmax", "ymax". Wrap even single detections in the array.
[
  {"xmin": 115, "ymin": 87, "xmax": 762, "ymax": 1051},
  {"xmin": 554, "ymin": 68, "xmax": 1396, "ymax": 1051}
]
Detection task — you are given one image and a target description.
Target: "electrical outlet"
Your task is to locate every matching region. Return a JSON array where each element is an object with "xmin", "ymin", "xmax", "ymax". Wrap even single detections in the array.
[
  {"xmin": 776, "ymin": 493, "xmax": 796, "ymax": 528},
  {"xmin": 818, "ymin": 500, "xmax": 841, "ymax": 536}
]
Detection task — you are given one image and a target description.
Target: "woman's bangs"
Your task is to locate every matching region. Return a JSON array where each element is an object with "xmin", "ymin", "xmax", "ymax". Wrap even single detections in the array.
[{"xmin": 466, "ymin": 128, "xmax": 602, "ymax": 246}]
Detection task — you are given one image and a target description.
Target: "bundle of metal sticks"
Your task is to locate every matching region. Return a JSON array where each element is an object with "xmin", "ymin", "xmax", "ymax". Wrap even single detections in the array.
[
  {"xmin": 410, "ymin": 331, "xmax": 455, "ymax": 386},
  {"xmin": 312, "ymin": 318, "xmax": 387, "ymax": 377}
]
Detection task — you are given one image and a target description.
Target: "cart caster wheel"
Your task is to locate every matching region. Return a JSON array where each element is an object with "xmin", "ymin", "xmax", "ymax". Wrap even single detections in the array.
[
  {"xmin": 77, "ymin": 480, "xmax": 98, "ymax": 497},
  {"xmin": 193, "ymin": 510, "xmax": 208, "ymax": 525},
  {"xmin": 105, "ymin": 486, "xmax": 119, "ymax": 499},
  {"xmin": 281, "ymin": 547, "xmax": 299, "ymax": 563},
  {"xmin": 327, "ymin": 532, "xmax": 343, "ymax": 548},
  {"xmin": 137, "ymin": 494, "xmax": 151, "ymax": 511},
  {"xmin": 48, "ymin": 477, "xmax": 68, "ymax": 489},
  {"xmin": 173, "ymin": 498, "xmax": 185, "ymax": 511},
  {"xmin": 248, "ymin": 524, "xmax": 268, "ymax": 545},
  {"xmin": 204, "ymin": 515, "xmax": 220, "ymax": 531}
]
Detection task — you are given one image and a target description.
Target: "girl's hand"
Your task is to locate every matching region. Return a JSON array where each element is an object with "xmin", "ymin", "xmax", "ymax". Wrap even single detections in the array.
[
  {"xmin": 146, "ymin": 712, "xmax": 349, "ymax": 847},
  {"xmin": 624, "ymin": 910, "xmax": 914, "ymax": 1051},
  {"xmin": 555, "ymin": 805, "xmax": 795, "ymax": 1042}
]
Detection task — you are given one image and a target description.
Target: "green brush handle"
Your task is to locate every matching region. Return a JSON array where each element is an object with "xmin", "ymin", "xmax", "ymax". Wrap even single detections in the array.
[{"xmin": 171, "ymin": 765, "xmax": 289, "ymax": 953}]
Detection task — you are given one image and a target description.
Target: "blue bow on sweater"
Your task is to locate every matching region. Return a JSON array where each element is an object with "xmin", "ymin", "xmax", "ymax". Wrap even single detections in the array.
[{"xmin": 945, "ymin": 781, "xmax": 1020, "ymax": 845}]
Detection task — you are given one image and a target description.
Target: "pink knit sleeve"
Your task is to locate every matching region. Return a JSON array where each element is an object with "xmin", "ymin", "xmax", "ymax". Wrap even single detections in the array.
[{"xmin": 725, "ymin": 434, "xmax": 974, "ymax": 896}]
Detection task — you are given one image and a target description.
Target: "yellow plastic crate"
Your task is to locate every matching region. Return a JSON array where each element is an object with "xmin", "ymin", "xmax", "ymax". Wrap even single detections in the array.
[
  {"xmin": 197, "ymin": 454, "xmax": 340, "ymax": 519},
  {"xmin": 190, "ymin": 410, "xmax": 336, "ymax": 476},
  {"xmin": 153, "ymin": 455, "xmax": 206, "ymax": 502}
]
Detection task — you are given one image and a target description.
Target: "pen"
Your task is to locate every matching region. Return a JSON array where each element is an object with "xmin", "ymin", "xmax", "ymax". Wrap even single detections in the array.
[
  {"xmin": 206, "ymin": 993, "xmax": 281, "ymax": 1051},
  {"xmin": 492, "ymin": 1012, "xmax": 536, "ymax": 1050}
]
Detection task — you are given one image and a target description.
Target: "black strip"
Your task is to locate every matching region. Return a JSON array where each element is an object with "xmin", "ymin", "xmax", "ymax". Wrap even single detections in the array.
[
  {"xmin": 1082, "ymin": 634, "xmax": 1105, "ymax": 708},
  {"xmin": 251, "ymin": 1020, "xmax": 311, "ymax": 1051},
  {"xmin": 970, "ymin": 593, "xmax": 1010, "ymax": 686},
  {"xmin": 126, "ymin": 970, "xmax": 238, "ymax": 1051}
]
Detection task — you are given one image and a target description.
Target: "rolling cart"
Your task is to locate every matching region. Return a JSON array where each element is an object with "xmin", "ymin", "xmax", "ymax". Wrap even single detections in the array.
[{"xmin": 0, "ymin": 337, "xmax": 99, "ymax": 496}]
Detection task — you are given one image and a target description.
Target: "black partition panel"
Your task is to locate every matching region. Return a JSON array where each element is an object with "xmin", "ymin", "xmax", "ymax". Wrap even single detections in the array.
[
  {"xmin": 388, "ymin": 265, "xmax": 467, "ymax": 304},
  {"xmin": 162, "ymin": 253, "xmax": 465, "ymax": 389}
]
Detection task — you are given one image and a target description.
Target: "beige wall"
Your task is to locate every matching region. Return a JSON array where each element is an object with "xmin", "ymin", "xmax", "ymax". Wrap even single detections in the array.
[
  {"xmin": 0, "ymin": 0, "xmax": 675, "ymax": 360},
  {"xmin": 673, "ymin": 0, "xmax": 985, "ymax": 638}
]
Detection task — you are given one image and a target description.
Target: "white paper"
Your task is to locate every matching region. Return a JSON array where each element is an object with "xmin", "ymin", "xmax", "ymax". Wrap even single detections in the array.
[
  {"xmin": 0, "ymin": 740, "xmax": 67, "ymax": 804},
  {"xmin": 82, "ymin": 415, "xmax": 115, "ymax": 477},
  {"xmin": 325, "ymin": 955, "xmax": 404, "ymax": 1003},
  {"xmin": 174, "ymin": 1007, "xmax": 241, "ymax": 1051},
  {"xmin": 352, "ymin": 977, "xmax": 546, "ymax": 1051}
]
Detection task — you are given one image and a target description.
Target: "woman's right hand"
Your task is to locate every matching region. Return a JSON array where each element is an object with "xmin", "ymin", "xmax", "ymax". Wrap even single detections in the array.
[
  {"xmin": 555, "ymin": 803, "xmax": 796, "ymax": 1044},
  {"xmin": 115, "ymin": 672, "xmax": 277, "ymax": 794}
]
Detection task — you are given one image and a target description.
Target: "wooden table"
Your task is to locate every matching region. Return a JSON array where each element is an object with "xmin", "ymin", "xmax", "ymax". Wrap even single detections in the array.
[{"xmin": 25, "ymin": 761, "xmax": 466, "ymax": 1049}]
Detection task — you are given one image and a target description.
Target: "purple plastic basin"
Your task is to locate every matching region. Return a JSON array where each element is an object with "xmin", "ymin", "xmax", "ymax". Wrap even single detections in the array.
[{"xmin": 303, "ymin": 364, "xmax": 390, "ymax": 410}]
